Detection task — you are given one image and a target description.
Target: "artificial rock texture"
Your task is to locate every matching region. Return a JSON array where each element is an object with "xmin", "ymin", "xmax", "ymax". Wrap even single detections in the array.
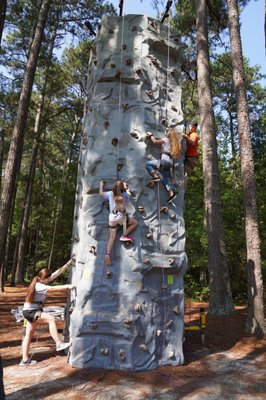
[{"xmin": 69, "ymin": 14, "xmax": 187, "ymax": 371}]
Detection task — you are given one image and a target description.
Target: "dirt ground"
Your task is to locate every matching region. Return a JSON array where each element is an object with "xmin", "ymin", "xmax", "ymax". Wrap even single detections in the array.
[{"xmin": 0, "ymin": 286, "xmax": 265, "ymax": 400}]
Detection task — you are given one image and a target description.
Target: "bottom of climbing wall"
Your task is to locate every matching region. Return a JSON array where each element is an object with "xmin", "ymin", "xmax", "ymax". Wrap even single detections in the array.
[{"xmin": 69, "ymin": 285, "xmax": 185, "ymax": 371}]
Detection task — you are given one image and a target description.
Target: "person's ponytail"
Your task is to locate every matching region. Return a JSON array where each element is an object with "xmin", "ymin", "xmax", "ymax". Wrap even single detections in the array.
[
  {"xmin": 25, "ymin": 268, "xmax": 52, "ymax": 303},
  {"xmin": 113, "ymin": 181, "xmax": 125, "ymax": 212},
  {"xmin": 25, "ymin": 276, "xmax": 38, "ymax": 303}
]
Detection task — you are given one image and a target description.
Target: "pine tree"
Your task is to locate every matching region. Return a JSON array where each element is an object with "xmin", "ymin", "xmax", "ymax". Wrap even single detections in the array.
[
  {"xmin": 227, "ymin": 0, "xmax": 264, "ymax": 334},
  {"xmin": 195, "ymin": 0, "xmax": 234, "ymax": 315}
]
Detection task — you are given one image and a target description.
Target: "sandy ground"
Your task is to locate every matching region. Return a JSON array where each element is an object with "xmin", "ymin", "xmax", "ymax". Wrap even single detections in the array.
[{"xmin": 0, "ymin": 286, "xmax": 265, "ymax": 400}]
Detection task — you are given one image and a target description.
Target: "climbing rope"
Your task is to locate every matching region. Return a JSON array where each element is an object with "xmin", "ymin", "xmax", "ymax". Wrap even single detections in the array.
[
  {"xmin": 156, "ymin": 181, "xmax": 167, "ymax": 363},
  {"xmin": 117, "ymin": 8, "xmax": 125, "ymax": 180}
]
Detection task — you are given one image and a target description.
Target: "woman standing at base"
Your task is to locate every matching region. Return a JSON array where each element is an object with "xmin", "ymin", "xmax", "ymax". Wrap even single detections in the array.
[{"xmin": 20, "ymin": 259, "xmax": 75, "ymax": 366}]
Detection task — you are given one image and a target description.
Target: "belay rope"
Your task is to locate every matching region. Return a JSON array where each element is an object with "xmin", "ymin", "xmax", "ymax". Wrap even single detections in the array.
[
  {"xmin": 117, "ymin": 9, "xmax": 125, "ymax": 181},
  {"xmin": 156, "ymin": 180, "xmax": 168, "ymax": 363}
]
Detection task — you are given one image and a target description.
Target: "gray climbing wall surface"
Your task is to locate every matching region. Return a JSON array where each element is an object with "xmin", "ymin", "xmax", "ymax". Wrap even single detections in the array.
[{"xmin": 69, "ymin": 14, "xmax": 187, "ymax": 371}]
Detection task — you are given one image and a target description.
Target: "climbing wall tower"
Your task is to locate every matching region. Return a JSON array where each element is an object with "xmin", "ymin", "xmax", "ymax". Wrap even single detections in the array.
[{"xmin": 69, "ymin": 14, "xmax": 187, "ymax": 371}]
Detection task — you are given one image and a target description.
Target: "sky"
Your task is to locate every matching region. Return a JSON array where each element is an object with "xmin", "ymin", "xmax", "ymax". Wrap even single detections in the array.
[{"xmin": 111, "ymin": 0, "xmax": 266, "ymax": 84}]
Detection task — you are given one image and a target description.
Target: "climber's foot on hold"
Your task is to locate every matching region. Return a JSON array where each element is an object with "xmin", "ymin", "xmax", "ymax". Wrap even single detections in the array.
[
  {"xmin": 150, "ymin": 176, "xmax": 160, "ymax": 182},
  {"xmin": 104, "ymin": 253, "xmax": 112, "ymax": 265},
  {"xmin": 120, "ymin": 235, "xmax": 134, "ymax": 243}
]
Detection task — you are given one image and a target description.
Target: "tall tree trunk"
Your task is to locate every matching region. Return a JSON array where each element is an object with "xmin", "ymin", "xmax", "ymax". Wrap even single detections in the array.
[
  {"xmin": 14, "ymin": 20, "xmax": 58, "ymax": 284},
  {"xmin": 0, "ymin": 187, "xmax": 17, "ymax": 292},
  {"xmin": 0, "ymin": 129, "xmax": 4, "ymax": 191},
  {"xmin": 0, "ymin": 0, "xmax": 7, "ymax": 45},
  {"xmin": 196, "ymin": 0, "xmax": 234, "ymax": 315},
  {"xmin": 227, "ymin": 0, "xmax": 264, "ymax": 334},
  {"xmin": 0, "ymin": 0, "xmax": 52, "ymax": 284},
  {"xmin": 47, "ymin": 113, "xmax": 81, "ymax": 268}
]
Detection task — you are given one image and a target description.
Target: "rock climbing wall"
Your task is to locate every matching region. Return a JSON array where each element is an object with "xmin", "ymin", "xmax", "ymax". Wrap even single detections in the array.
[{"xmin": 69, "ymin": 14, "xmax": 187, "ymax": 371}]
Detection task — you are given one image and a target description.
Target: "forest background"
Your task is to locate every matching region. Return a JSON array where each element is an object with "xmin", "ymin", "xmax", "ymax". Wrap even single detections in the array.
[{"xmin": 0, "ymin": 0, "xmax": 265, "ymax": 312}]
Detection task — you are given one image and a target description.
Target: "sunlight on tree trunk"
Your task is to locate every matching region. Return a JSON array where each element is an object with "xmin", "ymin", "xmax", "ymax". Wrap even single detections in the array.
[{"xmin": 227, "ymin": 0, "xmax": 264, "ymax": 335}]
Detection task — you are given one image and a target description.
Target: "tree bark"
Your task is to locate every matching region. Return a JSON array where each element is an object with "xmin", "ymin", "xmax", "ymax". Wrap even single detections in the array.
[
  {"xmin": 0, "ymin": 129, "xmax": 4, "ymax": 191},
  {"xmin": 0, "ymin": 0, "xmax": 7, "ymax": 46},
  {"xmin": 13, "ymin": 19, "xmax": 58, "ymax": 284},
  {"xmin": 0, "ymin": 0, "xmax": 52, "ymax": 284},
  {"xmin": 196, "ymin": 0, "xmax": 234, "ymax": 315},
  {"xmin": 0, "ymin": 187, "xmax": 17, "ymax": 292},
  {"xmin": 227, "ymin": 0, "xmax": 264, "ymax": 334}
]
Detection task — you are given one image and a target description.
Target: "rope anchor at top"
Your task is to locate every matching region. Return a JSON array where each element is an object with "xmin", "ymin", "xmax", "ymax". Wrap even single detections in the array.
[
  {"xmin": 161, "ymin": 0, "xmax": 173, "ymax": 23},
  {"xmin": 119, "ymin": 0, "xmax": 124, "ymax": 16}
]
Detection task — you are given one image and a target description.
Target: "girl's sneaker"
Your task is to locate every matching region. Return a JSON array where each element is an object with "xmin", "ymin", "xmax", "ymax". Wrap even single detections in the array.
[
  {"xmin": 150, "ymin": 176, "xmax": 160, "ymax": 182},
  {"xmin": 120, "ymin": 236, "xmax": 133, "ymax": 242},
  {"xmin": 56, "ymin": 341, "xmax": 70, "ymax": 351},
  {"xmin": 104, "ymin": 253, "xmax": 112, "ymax": 265},
  {"xmin": 19, "ymin": 359, "xmax": 37, "ymax": 366}
]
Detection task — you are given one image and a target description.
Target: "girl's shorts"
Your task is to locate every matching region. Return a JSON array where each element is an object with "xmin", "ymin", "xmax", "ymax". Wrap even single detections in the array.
[{"xmin": 23, "ymin": 308, "xmax": 43, "ymax": 323}]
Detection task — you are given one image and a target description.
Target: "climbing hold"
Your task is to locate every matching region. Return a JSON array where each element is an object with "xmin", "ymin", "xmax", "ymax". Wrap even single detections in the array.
[
  {"xmin": 161, "ymin": 283, "xmax": 167, "ymax": 290},
  {"xmin": 89, "ymin": 245, "xmax": 96, "ymax": 255},
  {"xmin": 135, "ymin": 67, "xmax": 142, "ymax": 75},
  {"xmin": 74, "ymin": 236, "xmax": 80, "ymax": 243},
  {"xmin": 137, "ymin": 205, "xmax": 145, "ymax": 214},
  {"xmin": 143, "ymin": 257, "xmax": 151, "ymax": 265},
  {"xmin": 150, "ymin": 57, "xmax": 159, "ymax": 67},
  {"xmin": 132, "ymin": 26, "xmax": 137, "ymax": 32},
  {"xmin": 122, "ymin": 44, "xmax": 127, "ymax": 50},
  {"xmin": 89, "ymin": 323, "xmax": 97, "ymax": 330},
  {"xmin": 160, "ymin": 206, "xmax": 168, "ymax": 213},
  {"xmin": 166, "ymin": 320, "xmax": 173, "ymax": 328},
  {"xmin": 145, "ymin": 90, "xmax": 153, "ymax": 98},
  {"xmin": 139, "ymin": 344, "xmax": 147, "ymax": 352},
  {"xmin": 122, "ymin": 103, "xmax": 129, "ymax": 110},
  {"xmin": 146, "ymin": 180, "xmax": 155, "ymax": 188},
  {"xmin": 82, "ymin": 136, "xmax": 88, "ymax": 145},
  {"xmin": 149, "ymin": 20, "xmax": 157, "ymax": 29},
  {"xmin": 161, "ymin": 86, "xmax": 167, "ymax": 95},
  {"xmin": 130, "ymin": 131, "xmax": 139, "ymax": 139},
  {"xmin": 171, "ymin": 105, "xmax": 177, "ymax": 112},
  {"xmin": 111, "ymin": 138, "xmax": 118, "ymax": 146},
  {"xmin": 157, "ymin": 330, "xmax": 162, "ymax": 336},
  {"xmin": 101, "ymin": 348, "xmax": 109, "ymax": 355},
  {"xmin": 173, "ymin": 305, "xmax": 180, "ymax": 315},
  {"xmin": 93, "ymin": 60, "xmax": 98, "ymax": 65},
  {"xmin": 117, "ymin": 161, "xmax": 123, "ymax": 171},
  {"xmin": 104, "ymin": 121, "xmax": 109, "ymax": 129},
  {"xmin": 169, "ymin": 351, "xmax": 175, "ymax": 359},
  {"xmin": 119, "ymin": 349, "xmax": 126, "ymax": 361},
  {"xmin": 134, "ymin": 304, "xmax": 142, "ymax": 312},
  {"xmin": 124, "ymin": 319, "xmax": 133, "ymax": 329},
  {"xmin": 110, "ymin": 62, "xmax": 116, "ymax": 68},
  {"xmin": 106, "ymin": 270, "xmax": 113, "ymax": 279},
  {"xmin": 109, "ymin": 28, "xmax": 114, "ymax": 34},
  {"xmin": 160, "ymin": 118, "xmax": 166, "ymax": 126},
  {"xmin": 168, "ymin": 258, "xmax": 175, "ymax": 266},
  {"xmin": 146, "ymin": 232, "xmax": 153, "ymax": 239},
  {"xmin": 125, "ymin": 58, "xmax": 132, "ymax": 65}
]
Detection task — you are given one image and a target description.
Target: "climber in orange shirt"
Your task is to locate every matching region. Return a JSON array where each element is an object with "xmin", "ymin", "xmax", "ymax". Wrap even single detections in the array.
[{"xmin": 183, "ymin": 122, "xmax": 199, "ymax": 175}]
